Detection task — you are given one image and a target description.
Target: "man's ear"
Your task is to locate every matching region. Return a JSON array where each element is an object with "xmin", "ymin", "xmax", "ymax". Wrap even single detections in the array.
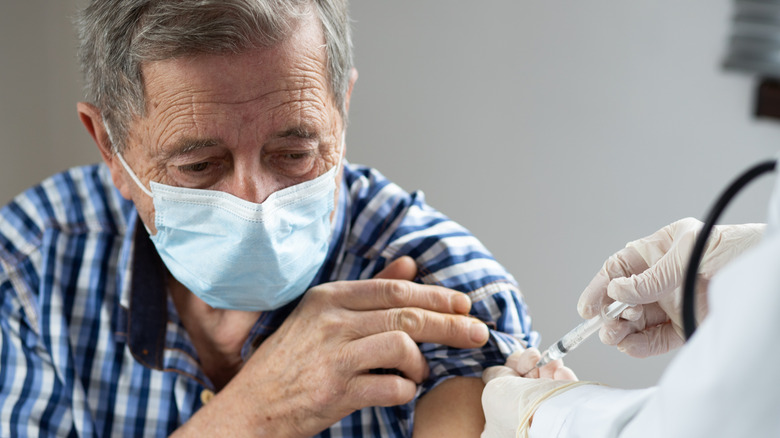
[
  {"xmin": 76, "ymin": 102, "xmax": 133, "ymax": 199},
  {"xmin": 344, "ymin": 67, "xmax": 358, "ymax": 114}
]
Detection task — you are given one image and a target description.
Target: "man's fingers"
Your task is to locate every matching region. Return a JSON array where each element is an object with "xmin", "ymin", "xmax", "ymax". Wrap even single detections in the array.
[
  {"xmin": 344, "ymin": 331, "xmax": 429, "ymax": 383},
  {"xmin": 347, "ymin": 373, "xmax": 418, "ymax": 408},
  {"xmin": 330, "ymin": 279, "xmax": 472, "ymax": 315},
  {"xmin": 356, "ymin": 308, "xmax": 489, "ymax": 349},
  {"xmin": 373, "ymin": 256, "xmax": 418, "ymax": 281}
]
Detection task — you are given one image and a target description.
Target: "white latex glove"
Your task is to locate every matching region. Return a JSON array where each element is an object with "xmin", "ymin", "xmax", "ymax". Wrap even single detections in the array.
[
  {"xmin": 578, "ymin": 217, "xmax": 764, "ymax": 357},
  {"xmin": 482, "ymin": 347, "xmax": 577, "ymax": 382},
  {"xmin": 481, "ymin": 348, "xmax": 581, "ymax": 438}
]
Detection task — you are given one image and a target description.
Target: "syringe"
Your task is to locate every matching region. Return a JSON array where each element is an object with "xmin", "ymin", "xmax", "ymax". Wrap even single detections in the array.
[{"xmin": 536, "ymin": 301, "xmax": 631, "ymax": 368}]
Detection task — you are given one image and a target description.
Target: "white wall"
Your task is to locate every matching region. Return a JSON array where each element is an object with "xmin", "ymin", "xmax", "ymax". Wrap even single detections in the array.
[
  {"xmin": 346, "ymin": 0, "xmax": 780, "ymax": 389},
  {"xmin": 2, "ymin": 0, "xmax": 778, "ymax": 390},
  {"xmin": 0, "ymin": 0, "xmax": 97, "ymax": 204}
]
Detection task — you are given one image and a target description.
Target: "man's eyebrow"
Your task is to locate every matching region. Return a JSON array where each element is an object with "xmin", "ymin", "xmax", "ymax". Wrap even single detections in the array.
[
  {"xmin": 277, "ymin": 127, "xmax": 319, "ymax": 139},
  {"xmin": 161, "ymin": 138, "xmax": 220, "ymax": 160}
]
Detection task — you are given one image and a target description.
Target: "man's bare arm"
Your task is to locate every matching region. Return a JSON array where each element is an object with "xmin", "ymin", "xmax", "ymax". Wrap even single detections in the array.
[{"xmin": 413, "ymin": 376, "xmax": 486, "ymax": 437}]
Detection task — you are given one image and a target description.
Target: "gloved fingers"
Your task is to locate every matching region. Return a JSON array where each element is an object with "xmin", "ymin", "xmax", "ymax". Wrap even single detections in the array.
[
  {"xmin": 504, "ymin": 348, "xmax": 571, "ymax": 380},
  {"xmin": 608, "ymin": 219, "xmax": 704, "ymax": 305},
  {"xmin": 617, "ymin": 322, "xmax": 685, "ymax": 357},
  {"xmin": 599, "ymin": 302, "xmax": 673, "ymax": 347},
  {"xmin": 624, "ymin": 219, "xmax": 696, "ymax": 266},
  {"xmin": 620, "ymin": 304, "xmax": 643, "ymax": 321},
  {"xmin": 482, "ymin": 365, "xmax": 519, "ymax": 384},
  {"xmin": 607, "ymin": 248, "xmax": 684, "ymax": 305},
  {"xmin": 538, "ymin": 358, "xmax": 569, "ymax": 380},
  {"xmin": 640, "ymin": 302, "xmax": 673, "ymax": 328},
  {"xmin": 553, "ymin": 365, "xmax": 577, "ymax": 381},
  {"xmin": 522, "ymin": 367, "xmax": 540, "ymax": 379},
  {"xmin": 578, "ymin": 246, "xmax": 648, "ymax": 319},
  {"xmin": 505, "ymin": 347, "xmax": 541, "ymax": 376},
  {"xmin": 598, "ymin": 317, "xmax": 639, "ymax": 346},
  {"xmin": 577, "ymin": 268, "xmax": 610, "ymax": 319}
]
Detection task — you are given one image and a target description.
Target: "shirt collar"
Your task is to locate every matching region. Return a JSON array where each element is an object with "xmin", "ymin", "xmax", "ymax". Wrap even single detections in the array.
[{"xmin": 123, "ymin": 215, "xmax": 170, "ymax": 369}]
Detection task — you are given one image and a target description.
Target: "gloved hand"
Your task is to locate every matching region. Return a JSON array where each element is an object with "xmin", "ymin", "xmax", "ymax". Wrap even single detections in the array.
[
  {"xmin": 482, "ymin": 347, "xmax": 577, "ymax": 382},
  {"xmin": 481, "ymin": 348, "xmax": 583, "ymax": 438},
  {"xmin": 578, "ymin": 217, "xmax": 764, "ymax": 357}
]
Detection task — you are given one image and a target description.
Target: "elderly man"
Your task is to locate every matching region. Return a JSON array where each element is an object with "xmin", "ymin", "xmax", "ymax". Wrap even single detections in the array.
[{"xmin": 0, "ymin": 1, "xmax": 552, "ymax": 436}]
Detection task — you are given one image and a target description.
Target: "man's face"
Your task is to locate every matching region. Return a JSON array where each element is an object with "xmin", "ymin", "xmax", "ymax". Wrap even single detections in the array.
[{"xmin": 117, "ymin": 12, "xmax": 347, "ymax": 234}]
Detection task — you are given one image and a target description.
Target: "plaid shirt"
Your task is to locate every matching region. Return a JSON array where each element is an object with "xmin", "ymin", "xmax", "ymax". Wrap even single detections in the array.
[{"xmin": 0, "ymin": 161, "xmax": 537, "ymax": 437}]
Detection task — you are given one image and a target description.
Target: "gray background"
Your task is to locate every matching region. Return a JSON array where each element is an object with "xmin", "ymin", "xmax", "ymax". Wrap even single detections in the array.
[{"xmin": 2, "ymin": 1, "xmax": 778, "ymax": 390}]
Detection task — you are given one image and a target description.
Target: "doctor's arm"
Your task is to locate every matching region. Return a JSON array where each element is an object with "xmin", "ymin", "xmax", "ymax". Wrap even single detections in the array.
[
  {"xmin": 483, "ymin": 231, "xmax": 780, "ymax": 437},
  {"xmin": 481, "ymin": 219, "xmax": 774, "ymax": 437}
]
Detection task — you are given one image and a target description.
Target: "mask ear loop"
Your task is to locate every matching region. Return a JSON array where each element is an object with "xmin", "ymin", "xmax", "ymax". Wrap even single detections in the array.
[
  {"xmin": 335, "ymin": 131, "xmax": 346, "ymax": 172},
  {"xmin": 104, "ymin": 121, "xmax": 154, "ymax": 198},
  {"xmin": 115, "ymin": 152, "xmax": 154, "ymax": 198}
]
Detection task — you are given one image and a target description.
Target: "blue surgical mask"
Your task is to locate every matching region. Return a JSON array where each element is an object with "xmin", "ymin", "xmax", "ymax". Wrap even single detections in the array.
[{"xmin": 116, "ymin": 148, "xmax": 341, "ymax": 311}]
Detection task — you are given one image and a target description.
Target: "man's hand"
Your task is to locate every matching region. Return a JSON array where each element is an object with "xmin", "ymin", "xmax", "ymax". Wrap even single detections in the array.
[
  {"xmin": 578, "ymin": 218, "xmax": 764, "ymax": 357},
  {"xmin": 178, "ymin": 256, "xmax": 490, "ymax": 437}
]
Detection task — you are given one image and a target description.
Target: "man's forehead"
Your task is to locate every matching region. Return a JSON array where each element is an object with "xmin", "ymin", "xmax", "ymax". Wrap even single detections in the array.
[
  {"xmin": 139, "ymin": 10, "xmax": 328, "ymax": 102},
  {"xmin": 142, "ymin": 50, "xmax": 327, "ymax": 109}
]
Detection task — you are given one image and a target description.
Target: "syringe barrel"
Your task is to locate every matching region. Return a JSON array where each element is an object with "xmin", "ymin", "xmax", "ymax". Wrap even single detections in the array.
[
  {"xmin": 556, "ymin": 314, "xmax": 602, "ymax": 353},
  {"xmin": 535, "ymin": 301, "xmax": 631, "ymax": 369}
]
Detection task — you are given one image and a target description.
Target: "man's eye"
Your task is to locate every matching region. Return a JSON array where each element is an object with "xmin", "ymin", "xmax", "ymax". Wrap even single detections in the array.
[
  {"xmin": 285, "ymin": 153, "xmax": 309, "ymax": 160},
  {"xmin": 178, "ymin": 162, "xmax": 210, "ymax": 172}
]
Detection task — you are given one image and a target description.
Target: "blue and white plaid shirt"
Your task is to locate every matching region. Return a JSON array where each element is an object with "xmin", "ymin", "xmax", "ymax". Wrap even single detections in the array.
[{"xmin": 0, "ymin": 161, "xmax": 537, "ymax": 437}]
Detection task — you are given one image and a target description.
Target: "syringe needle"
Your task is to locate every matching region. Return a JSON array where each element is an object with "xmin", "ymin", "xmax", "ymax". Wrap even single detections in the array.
[{"xmin": 535, "ymin": 301, "xmax": 631, "ymax": 368}]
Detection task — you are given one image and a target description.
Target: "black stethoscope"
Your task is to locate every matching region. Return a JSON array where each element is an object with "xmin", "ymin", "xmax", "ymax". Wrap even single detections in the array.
[{"xmin": 682, "ymin": 158, "xmax": 777, "ymax": 340}]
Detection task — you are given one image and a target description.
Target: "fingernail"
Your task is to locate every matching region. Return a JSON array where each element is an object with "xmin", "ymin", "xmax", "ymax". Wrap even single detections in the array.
[{"xmin": 470, "ymin": 321, "xmax": 489, "ymax": 343}]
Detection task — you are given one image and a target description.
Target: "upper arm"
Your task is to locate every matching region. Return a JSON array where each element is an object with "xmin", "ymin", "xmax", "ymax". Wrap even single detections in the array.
[{"xmin": 413, "ymin": 376, "xmax": 486, "ymax": 437}]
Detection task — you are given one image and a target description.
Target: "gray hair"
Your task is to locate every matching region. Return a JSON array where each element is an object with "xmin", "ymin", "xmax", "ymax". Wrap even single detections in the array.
[{"xmin": 76, "ymin": 0, "xmax": 353, "ymax": 153}]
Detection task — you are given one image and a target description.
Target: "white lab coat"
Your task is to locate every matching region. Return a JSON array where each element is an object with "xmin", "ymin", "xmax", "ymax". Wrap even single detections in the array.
[{"xmin": 530, "ymin": 172, "xmax": 780, "ymax": 437}]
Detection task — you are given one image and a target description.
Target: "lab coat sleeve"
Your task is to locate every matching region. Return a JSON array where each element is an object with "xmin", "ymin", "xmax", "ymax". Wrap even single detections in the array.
[
  {"xmin": 531, "ymin": 385, "xmax": 655, "ymax": 438},
  {"xmin": 529, "ymin": 230, "xmax": 780, "ymax": 438}
]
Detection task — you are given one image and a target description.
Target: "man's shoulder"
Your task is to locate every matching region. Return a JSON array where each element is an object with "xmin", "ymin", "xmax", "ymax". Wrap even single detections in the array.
[
  {"xmin": 342, "ymin": 161, "xmax": 392, "ymax": 192},
  {"xmin": 339, "ymin": 162, "xmax": 445, "ymax": 258},
  {"xmin": 342, "ymin": 161, "xmax": 424, "ymax": 213},
  {"xmin": 0, "ymin": 163, "xmax": 133, "ymax": 265}
]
